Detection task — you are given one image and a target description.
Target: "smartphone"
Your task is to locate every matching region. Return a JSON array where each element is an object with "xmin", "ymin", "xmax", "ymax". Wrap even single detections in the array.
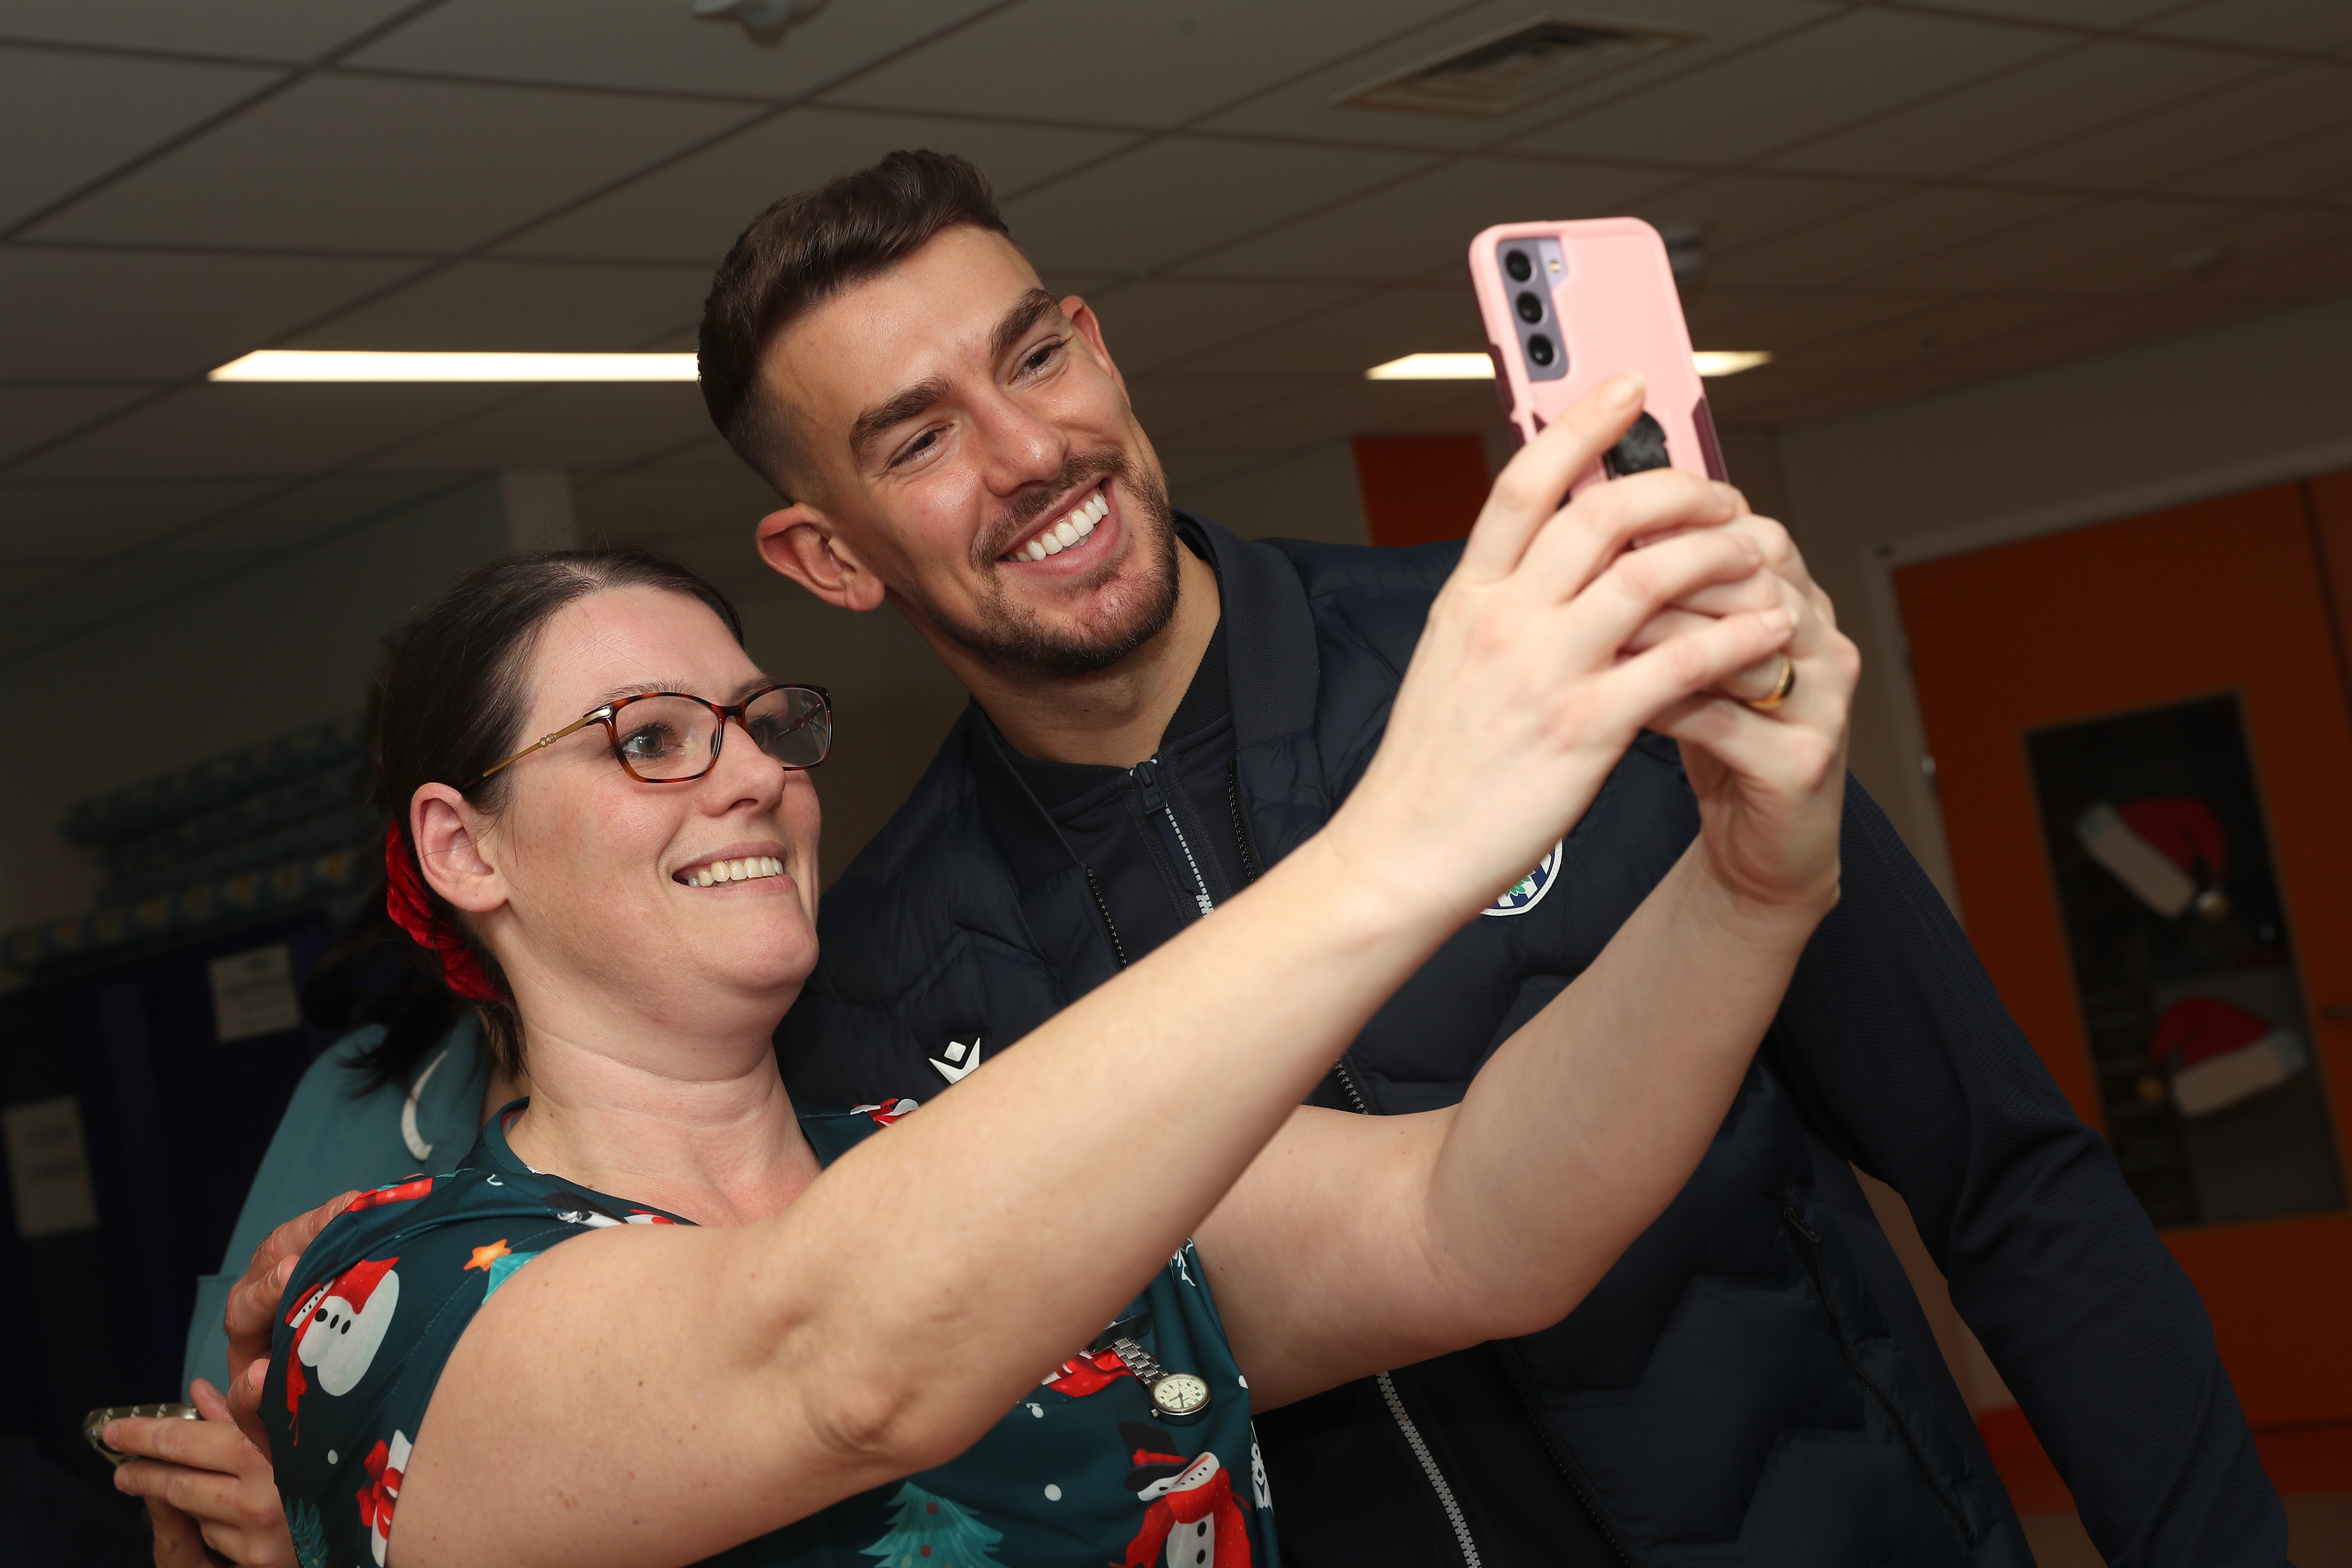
[
  {"xmin": 1467, "ymin": 217, "xmax": 1726, "ymax": 493},
  {"xmin": 84, "ymin": 1402, "xmax": 198, "ymax": 1466}
]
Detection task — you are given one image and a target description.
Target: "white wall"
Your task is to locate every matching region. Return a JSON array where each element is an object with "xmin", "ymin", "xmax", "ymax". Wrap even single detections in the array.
[{"xmin": 0, "ymin": 478, "xmax": 511, "ymax": 941}]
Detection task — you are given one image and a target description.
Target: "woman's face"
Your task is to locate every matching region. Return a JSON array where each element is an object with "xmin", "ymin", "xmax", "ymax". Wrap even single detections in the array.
[{"xmin": 467, "ymin": 586, "xmax": 823, "ymax": 1034}]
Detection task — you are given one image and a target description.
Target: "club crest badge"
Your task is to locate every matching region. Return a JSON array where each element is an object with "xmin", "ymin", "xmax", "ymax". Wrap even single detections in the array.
[{"xmin": 1483, "ymin": 839, "xmax": 1563, "ymax": 918}]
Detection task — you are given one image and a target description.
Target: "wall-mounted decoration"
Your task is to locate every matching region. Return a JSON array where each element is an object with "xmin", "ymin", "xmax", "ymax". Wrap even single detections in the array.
[{"xmin": 2028, "ymin": 693, "xmax": 2344, "ymax": 1227}]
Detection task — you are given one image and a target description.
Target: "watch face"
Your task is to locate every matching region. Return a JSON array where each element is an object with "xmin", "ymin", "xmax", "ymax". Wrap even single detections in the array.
[{"xmin": 1153, "ymin": 1373, "xmax": 1211, "ymax": 1417}]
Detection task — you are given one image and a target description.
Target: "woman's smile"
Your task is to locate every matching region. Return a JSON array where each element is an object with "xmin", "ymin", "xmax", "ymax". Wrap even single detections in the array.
[{"xmin": 674, "ymin": 842, "xmax": 794, "ymax": 890}]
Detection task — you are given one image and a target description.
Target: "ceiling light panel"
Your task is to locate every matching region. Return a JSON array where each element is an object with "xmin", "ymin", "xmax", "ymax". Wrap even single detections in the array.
[
  {"xmin": 1365, "ymin": 351, "xmax": 1773, "ymax": 379},
  {"xmin": 211, "ymin": 351, "xmax": 701, "ymax": 381},
  {"xmin": 1336, "ymin": 19, "xmax": 1694, "ymax": 117}
]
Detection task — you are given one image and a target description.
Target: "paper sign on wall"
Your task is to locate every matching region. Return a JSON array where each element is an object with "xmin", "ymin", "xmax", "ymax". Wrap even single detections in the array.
[
  {"xmin": 209, "ymin": 943, "xmax": 301, "ymax": 1042},
  {"xmin": 3, "ymin": 1095, "xmax": 99, "ymax": 1240}
]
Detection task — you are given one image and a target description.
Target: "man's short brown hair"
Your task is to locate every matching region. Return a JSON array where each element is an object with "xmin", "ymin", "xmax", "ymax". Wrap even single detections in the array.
[{"xmin": 697, "ymin": 148, "xmax": 1010, "ymax": 500}]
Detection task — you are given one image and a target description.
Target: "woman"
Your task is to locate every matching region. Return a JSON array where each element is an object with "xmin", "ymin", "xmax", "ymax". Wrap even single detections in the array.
[{"xmin": 240, "ymin": 404, "xmax": 1850, "ymax": 1567}]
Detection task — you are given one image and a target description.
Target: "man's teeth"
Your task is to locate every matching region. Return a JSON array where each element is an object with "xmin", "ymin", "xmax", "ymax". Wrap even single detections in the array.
[
  {"xmin": 688, "ymin": 855, "xmax": 784, "ymax": 888},
  {"xmin": 1019, "ymin": 490, "xmax": 1108, "ymax": 562}
]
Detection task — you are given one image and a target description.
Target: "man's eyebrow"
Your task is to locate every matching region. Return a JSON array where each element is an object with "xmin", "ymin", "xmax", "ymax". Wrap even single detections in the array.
[
  {"xmin": 848, "ymin": 375, "xmax": 952, "ymax": 464},
  {"xmin": 990, "ymin": 288, "xmax": 1061, "ymax": 364}
]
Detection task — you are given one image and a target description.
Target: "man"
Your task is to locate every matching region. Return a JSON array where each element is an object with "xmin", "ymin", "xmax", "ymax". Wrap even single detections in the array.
[
  {"xmin": 218, "ymin": 150, "xmax": 2279, "ymax": 1565},
  {"xmin": 697, "ymin": 152, "xmax": 2284, "ymax": 1566}
]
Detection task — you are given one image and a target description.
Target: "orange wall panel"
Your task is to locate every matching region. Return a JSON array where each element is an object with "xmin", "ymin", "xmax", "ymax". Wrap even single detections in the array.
[{"xmin": 1350, "ymin": 434, "xmax": 1491, "ymax": 549}]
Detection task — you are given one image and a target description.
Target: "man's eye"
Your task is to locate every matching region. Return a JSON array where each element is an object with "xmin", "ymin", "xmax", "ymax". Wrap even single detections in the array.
[
  {"xmin": 1022, "ymin": 339, "xmax": 1062, "ymax": 375},
  {"xmin": 890, "ymin": 429, "xmax": 940, "ymax": 468}
]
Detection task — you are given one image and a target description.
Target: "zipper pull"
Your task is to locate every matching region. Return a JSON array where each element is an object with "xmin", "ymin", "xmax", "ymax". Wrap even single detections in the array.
[
  {"xmin": 1778, "ymin": 1202, "xmax": 1824, "ymax": 1246},
  {"xmin": 1132, "ymin": 756, "xmax": 1166, "ymax": 814}
]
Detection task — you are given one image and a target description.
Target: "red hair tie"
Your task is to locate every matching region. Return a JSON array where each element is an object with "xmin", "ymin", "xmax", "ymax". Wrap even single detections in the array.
[{"xmin": 384, "ymin": 824, "xmax": 501, "ymax": 1003}]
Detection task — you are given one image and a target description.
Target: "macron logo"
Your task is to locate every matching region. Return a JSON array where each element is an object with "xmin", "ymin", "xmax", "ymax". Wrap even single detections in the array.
[{"xmin": 930, "ymin": 1034, "xmax": 984, "ymax": 1085}]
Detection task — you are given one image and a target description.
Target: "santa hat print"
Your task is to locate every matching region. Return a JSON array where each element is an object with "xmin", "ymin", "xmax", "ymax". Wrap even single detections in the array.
[
  {"xmin": 2076, "ymin": 797, "xmax": 2229, "ymax": 919},
  {"xmin": 2152, "ymin": 995, "xmax": 2309, "ymax": 1116}
]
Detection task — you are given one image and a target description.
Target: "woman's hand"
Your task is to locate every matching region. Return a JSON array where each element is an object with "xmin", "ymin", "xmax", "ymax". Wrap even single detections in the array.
[
  {"xmin": 1650, "ymin": 510, "xmax": 1858, "ymax": 917},
  {"xmin": 110, "ymin": 1379, "xmax": 296, "ymax": 1567},
  {"xmin": 1330, "ymin": 371, "xmax": 1795, "ymax": 919},
  {"xmin": 223, "ymin": 1191, "xmax": 359, "ymax": 1458}
]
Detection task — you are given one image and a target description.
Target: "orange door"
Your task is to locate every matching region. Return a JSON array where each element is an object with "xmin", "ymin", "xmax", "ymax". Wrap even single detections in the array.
[{"xmin": 1894, "ymin": 474, "xmax": 2352, "ymax": 1493}]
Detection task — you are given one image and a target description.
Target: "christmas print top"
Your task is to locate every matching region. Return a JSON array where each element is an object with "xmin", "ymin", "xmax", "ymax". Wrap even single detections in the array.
[{"xmin": 263, "ymin": 1099, "xmax": 1278, "ymax": 1568}]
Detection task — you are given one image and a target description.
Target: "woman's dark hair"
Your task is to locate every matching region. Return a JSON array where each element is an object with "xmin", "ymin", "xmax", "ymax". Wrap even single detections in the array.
[{"xmin": 300, "ymin": 548, "xmax": 746, "ymax": 1091}]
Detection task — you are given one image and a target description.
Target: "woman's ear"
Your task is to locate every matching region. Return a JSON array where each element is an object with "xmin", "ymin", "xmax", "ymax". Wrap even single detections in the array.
[
  {"xmin": 412, "ymin": 784, "xmax": 505, "ymax": 916},
  {"xmin": 758, "ymin": 504, "xmax": 888, "ymax": 614}
]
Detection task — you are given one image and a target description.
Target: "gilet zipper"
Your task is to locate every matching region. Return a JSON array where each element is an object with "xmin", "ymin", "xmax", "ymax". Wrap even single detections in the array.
[
  {"xmin": 1133, "ymin": 757, "xmax": 1215, "ymax": 920},
  {"xmin": 1778, "ymin": 1202, "xmax": 1976, "ymax": 1549}
]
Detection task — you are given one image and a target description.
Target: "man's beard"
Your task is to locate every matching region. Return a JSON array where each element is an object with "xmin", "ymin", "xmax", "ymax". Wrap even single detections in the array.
[{"xmin": 905, "ymin": 446, "xmax": 1182, "ymax": 681}]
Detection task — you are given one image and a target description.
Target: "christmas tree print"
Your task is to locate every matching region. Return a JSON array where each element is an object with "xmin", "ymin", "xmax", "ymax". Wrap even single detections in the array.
[
  {"xmin": 859, "ymin": 1481, "xmax": 1005, "ymax": 1568},
  {"xmin": 287, "ymin": 1496, "xmax": 332, "ymax": 1568}
]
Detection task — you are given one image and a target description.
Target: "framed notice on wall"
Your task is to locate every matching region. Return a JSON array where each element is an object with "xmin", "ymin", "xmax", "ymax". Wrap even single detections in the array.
[{"xmin": 2027, "ymin": 692, "xmax": 2344, "ymax": 1228}]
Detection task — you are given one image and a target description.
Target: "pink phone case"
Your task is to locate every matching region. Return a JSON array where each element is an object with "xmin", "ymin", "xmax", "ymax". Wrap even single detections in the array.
[{"xmin": 1467, "ymin": 217, "xmax": 1726, "ymax": 493}]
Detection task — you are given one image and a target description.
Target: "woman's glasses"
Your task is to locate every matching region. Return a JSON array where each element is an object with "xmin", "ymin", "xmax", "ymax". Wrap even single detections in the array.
[{"xmin": 467, "ymin": 684, "xmax": 831, "ymax": 788}]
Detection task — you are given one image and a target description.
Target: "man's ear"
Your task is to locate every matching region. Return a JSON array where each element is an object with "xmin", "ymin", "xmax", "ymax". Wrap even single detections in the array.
[
  {"xmin": 1062, "ymin": 295, "xmax": 1127, "ymax": 397},
  {"xmin": 757, "ymin": 504, "xmax": 888, "ymax": 613},
  {"xmin": 412, "ymin": 785, "xmax": 505, "ymax": 916}
]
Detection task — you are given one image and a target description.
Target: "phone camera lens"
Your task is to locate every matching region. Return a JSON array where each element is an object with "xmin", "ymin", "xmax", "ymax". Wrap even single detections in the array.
[
  {"xmin": 1515, "ymin": 292, "xmax": 1544, "ymax": 324},
  {"xmin": 1527, "ymin": 334, "xmax": 1555, "ymax": 367},
  {"xmin": 1504, "ymin": 250, "xmax": 1533, "ymax": 282}
]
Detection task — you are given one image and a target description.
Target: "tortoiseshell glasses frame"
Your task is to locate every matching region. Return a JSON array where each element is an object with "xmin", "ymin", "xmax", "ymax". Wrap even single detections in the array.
[{"xmin": 465, "ymin": 684, "xmax": 832, "ymax": 789}]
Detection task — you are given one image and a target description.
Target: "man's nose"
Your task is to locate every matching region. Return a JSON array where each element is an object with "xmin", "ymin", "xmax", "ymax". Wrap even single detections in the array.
[{"xmin": 970, "ymin": 387, "xmax": 1066, "ymax": 492}]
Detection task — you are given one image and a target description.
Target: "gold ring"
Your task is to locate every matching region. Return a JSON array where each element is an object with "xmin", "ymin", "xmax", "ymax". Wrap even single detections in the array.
[{"xmin": 1744, "ymin": 653, "xmax": 1797, "ymax": 711}]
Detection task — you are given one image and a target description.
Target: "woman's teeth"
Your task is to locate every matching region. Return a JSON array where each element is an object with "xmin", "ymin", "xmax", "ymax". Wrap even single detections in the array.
[
  {"xmin": 1017, "ymin": 489, "xmax": 1108, "ymax": 562},
  {"xmin": 686, "ymin": 855, "xmax": 784, "ymax": 888}
]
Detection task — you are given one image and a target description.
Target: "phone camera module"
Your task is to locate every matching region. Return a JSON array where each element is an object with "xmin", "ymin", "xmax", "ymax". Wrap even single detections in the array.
[
  {"xmin": 1504, "ymin": 249, "xmax": 1533, "ymax": 282},
  {"xmin": 1515, "ymin": 292, "xmax": 1545, "ymax": 325},
  {"xmin": 1526, "ymin": 334, "xmax": 1556, "ymax": 368}
]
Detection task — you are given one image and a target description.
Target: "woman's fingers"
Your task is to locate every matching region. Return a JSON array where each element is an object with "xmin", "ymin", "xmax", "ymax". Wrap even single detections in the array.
[
  {"xmin": 143, "ymin": 1494, "xmax": 211, "ymax": 1568},
  {"xmin": 1456, "ymin": 373, "xmax": 1646, "ymax": 582},
  {"xmin": 1605, "ymin": 608, "xmax": 1795, "ymax": 723}
]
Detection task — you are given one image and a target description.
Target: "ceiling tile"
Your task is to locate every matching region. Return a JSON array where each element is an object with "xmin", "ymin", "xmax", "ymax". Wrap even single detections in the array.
[
  {"xmin": 0, "ymin": 552, "xmax": 265, "ymax": 662},
  {"xmin": 2026, "ymin": 204, "xmax": 2352, "ymax": 297},
  {"xmin": 30, "ymin": 73, "xmax": 759, "ymax": 252},
  {"xmin": 1083, "ymin": 278, "xmax": 1366, "ymax": 377},
  {"xmin": 164, "ymin": 473, "xmax": 468, "ymax": 554},
  {"xmin": 2143, "ymin": 0, "xmax": 2352, "ymax": 53},
  {"xmin": 346, "ymin": 0, "xmax": 997, "ymax": 99},
  {"xmin": 1685, "ymin": 289, "xmax": 1946, "ymax": 354},
  {"xmin": 1001, "ymin": 138, "xmax": 1436, "ymax": 276},
  {"xmin": 1706, "ymin": 187, "xmax": 2078, "ymax": 290},
  {"xmin": 1179, "ymin": 156, "xmax": 1682, "ymax": 283},
  {"xmin": 830, "ymin": 0, "xmax": 1474, "ymax": 131},
  {"xmin": 1177, "ymin": 377, "xmax": 1501, "ymax": 452},
  {"xmin": 0, "ymin": 246, "xmax": 418, "ymax": 378},
  {"xmin": 0, "ymin": 1, "xmax": 411, "ymax": 60},
  {"xmin": 1781, "ymin": 293, "xmax": 2084, "ymax": 374},
  {"xmin": 6, "ymin": 382, "xmax": 512, "ymax": 481},
  {"xmin": 1625, "ymin": 171, "xmax": 1906, "ymax": 268},
  {"xmin": 0, "ymin": 45, "xmax": 277, "ymax": 229},
  {"xmin": 1504, "ymin": 10, "xmax": 2067, "ymax": 166},
  {"xmin": 0, "ymin": 385, "xmax": 165, "ymax": 467},
  {"xmin": 1863, "ymin": 197, "xmax": 2239, "ymax": 294},
  {"xmin": 282, "ymin": 258, "xmax": 710, "ymax": 351},
  {"xmin": 1978, "ymin": 60, "xmax": 2352, "ymax": 191},
  {"xmin": 0, "ymin": 479, "xmax": 274, "ymax": 558},
  {"xmin": 1767, "ymin": 38, "xmax": 2274, "ymax": 178},
  {"xmin": 1125, "ymin": 378, "xmax": 1326, "ymax": 441},
  {"xmin": 503, "ymin": 107, "xmax": 1138, "ymax": 266},
  {"xmin": 2164, "ymin": 119, "xmax": 2352, "ymax": 202},
  {"xmin": 356, "ymin": 383, "xmax": 716, "ymax": 472},
  {"xmin": 1170, "ymin": 287, "xmax": 1487, "ymax": 381},
  {"xmin": 1195, "ymin": 0, "xmax": 1840, "ymax": 154},
  {"xmin": 1886, "ymin": 0, "xmax": 2183, "ymax": 24}
]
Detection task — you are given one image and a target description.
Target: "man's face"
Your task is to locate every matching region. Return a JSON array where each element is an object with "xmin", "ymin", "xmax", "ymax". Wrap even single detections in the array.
[{"xmin": 759, "ymin": 225, "xmax": 1179, "ymax": 679}]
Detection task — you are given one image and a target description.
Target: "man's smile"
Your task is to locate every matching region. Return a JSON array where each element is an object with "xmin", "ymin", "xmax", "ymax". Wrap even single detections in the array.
[{"xmin": 1000, "ymin": 481, "xmax": 1114, "ymax": 567}]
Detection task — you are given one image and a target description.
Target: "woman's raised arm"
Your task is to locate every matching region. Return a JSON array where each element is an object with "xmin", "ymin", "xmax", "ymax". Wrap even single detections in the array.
[{"xmin": 1196, "ymin": 508, "xmax": 1860, "ymax": 1408}]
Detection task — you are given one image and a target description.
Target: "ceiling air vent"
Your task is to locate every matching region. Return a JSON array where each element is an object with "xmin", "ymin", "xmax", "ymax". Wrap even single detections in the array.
[{"xmin": 1338, "ymin": 18, "xmax": 1692, "ymax": 117}]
